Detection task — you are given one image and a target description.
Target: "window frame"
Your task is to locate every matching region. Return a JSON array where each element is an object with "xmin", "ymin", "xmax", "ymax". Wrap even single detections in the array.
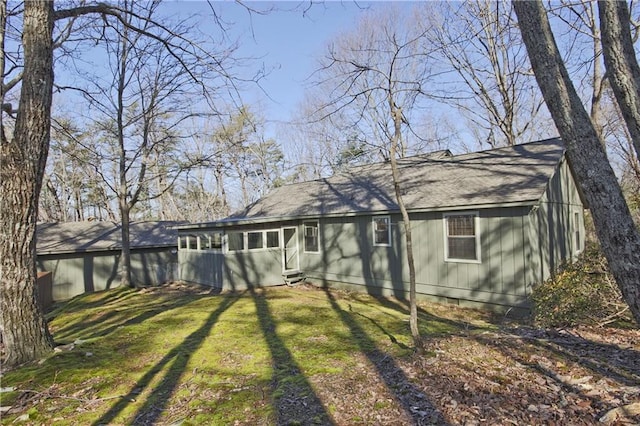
[
  {"xmin": 443, "ymin": 212, "xmax": 481, "ymax": 263},
  {"xmin": 266, "ymin": 230, "xmax": 280, "ymax": 249},
  {"xmin": 247, "ymin": 231, "xmax": 264, "ymax": 250},
  {"xmin": 226, "ymin": 229, "xmax": 282, "ymax": 253},
  {"xmin": 210, "ymin": 232, "xmax": 223, "ymax": 250},
  {"xmin": 373, "ymin": 216, "xmax": 392, "ymax": 247},
  {"xmin": 187, "ymin": 234, "xmax": 199, "ymax": 251},
  {"xmin": 227, "ymin": 231, "xmax": 245, "ymax": 252},
  {"xmin": 199, "ymin": 233, "xmax": 211, "ymax": 250},
  {"xmin": 303, "ymin": 221, "xmax": 320, "ymax": 253},
  {"xmin": 573, "ymin": 209, "xmax": 582, "ymax": 255}
]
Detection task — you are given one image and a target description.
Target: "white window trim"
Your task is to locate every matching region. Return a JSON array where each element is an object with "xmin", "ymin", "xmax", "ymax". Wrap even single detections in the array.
[
  {"xmin": 186, "ymin": 234, "xmax": 199, "ymax": 251},
  {"xmin": 247, "ymin": 231, "xmax": 265, "ymax": 251},
  {"xmin": 443, "ymin": 211, "xmax": 481, "ymax": 264},
  {"xmin": 226, "ymin": 231, "xmax": 246, "ymax": 253},
  {"xmin": 573, "ymin": 209, "xmax": 583, "ymax": 255},
  {"xmin": 265, "ymin": 230, "xmax": 281, "ymax": 249},
  {"xmin": 226, "ymin": 229, "xmax": 281, "ymax": 253},
  {"xmin": 373, "ymin": 216, "xmax": 392, "ymax": 247},
  {"xmin": 303, "ymin": 221, "xmax": 321, "ymax": 254}
]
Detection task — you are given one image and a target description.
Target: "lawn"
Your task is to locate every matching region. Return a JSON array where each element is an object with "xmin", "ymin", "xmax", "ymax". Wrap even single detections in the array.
[{"xmin": 1, "ymin": 282, "xmax": 639, "ymax": 425}]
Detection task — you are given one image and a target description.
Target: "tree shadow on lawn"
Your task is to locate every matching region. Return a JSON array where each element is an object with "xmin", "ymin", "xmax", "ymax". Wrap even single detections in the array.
[
  {"xmin": 53, "ymin": 288, "xmax": 218, "ymax": 343},
  {"xmin": 50, "ymin": 287, "xmax": 140, "ymax": 315},
  {"xmin": 249, "ymin": 286, "xmax": 334, "ymax": 425},
  {"xmin": 321, "ymin": 287, "xmax": 449, "ymax": 425},
  {"xmin": 92, "ymin": 292, "xmax": 241, "ymax": 426},
  {"xmin": 366, "ymin": 295, "xmax": 495, "ymax": 334}
]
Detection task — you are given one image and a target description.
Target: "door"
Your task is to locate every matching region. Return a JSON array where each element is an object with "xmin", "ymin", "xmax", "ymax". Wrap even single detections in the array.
[{"xmin": 282, "ymin": 227, "xmax": 299, "ymax": 272}]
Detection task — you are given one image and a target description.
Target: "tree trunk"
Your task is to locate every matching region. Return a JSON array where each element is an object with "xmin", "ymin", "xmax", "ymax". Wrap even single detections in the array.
[
  {"xmin": 120, "ymin": 202, "xmax": 133, "ymax": 288},
  {"xmin": 513, "ymin": 0, "xmax": 640, "ymax": 325},
  {"xmin": 0, "ymin": 0, "xmax": 55, "ymax": 367},
  {"xmin": 598, "ymin": 0, "xmax": 640, "ymax": 161},
  {"xmin": 388, "ymin": 103, "xmax": 420, "ymax": 348}
]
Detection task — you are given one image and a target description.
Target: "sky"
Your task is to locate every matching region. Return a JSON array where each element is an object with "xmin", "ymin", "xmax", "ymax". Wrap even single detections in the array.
[{"xmin": 161, "ymin": 1, "xmax": 403, "ymax": 132}]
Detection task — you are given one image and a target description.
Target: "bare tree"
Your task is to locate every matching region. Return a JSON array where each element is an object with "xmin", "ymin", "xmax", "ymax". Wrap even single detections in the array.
[
  {"xmin": 548, "ymin": 0, "xmax": 640, "ymax": 208},
  {"xmin": 0, "ymin": 0, "xmax": 244, "ymax": 367},
  {"xmin": 39, "ymin": 120, "xmax": 116, "ymax": 222},
  {"xmin": 285, "ymin": 99, "xmax": 363, "ymax": 181},
  {"xmin": 310, "ymin": 8, "xmax": 441, "ymax": 347},
  {"xmin": 598, "ymin": 0, "xmax": 640, "ymax": 162},
  {"xmin": 65, "ymin": 0, "xmax": 245, "ymax": 287},
  {"xmin": 427, "ymin": 1, "xmax": 551, "ymax": 147},
  {"xmin": 513, "ymin": 0, "xmax": 640, "ymax": 324}
]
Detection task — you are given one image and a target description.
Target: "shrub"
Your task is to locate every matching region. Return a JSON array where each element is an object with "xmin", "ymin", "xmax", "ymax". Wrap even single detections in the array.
[{"xmin": 531, "ymin": 241, "xmax": 634, "ymax": 328}]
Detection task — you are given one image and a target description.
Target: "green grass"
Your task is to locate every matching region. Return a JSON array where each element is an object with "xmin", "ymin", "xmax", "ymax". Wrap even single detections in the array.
[{"xmin": 0, "ymin": 284, "xmax": 494, "ymax": 425}]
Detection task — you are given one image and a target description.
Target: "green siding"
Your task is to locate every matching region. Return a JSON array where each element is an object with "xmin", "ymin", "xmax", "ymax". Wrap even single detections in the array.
[
  {"xmin": 179, "ymin": 251, "xmax": 224, "ymax": 287},
  {"xmin": 527, "ymin": 158, "xmax": 585, "ymax": 285},
  {"xmin": 176, "ymin": 157, "xmax": 584, "ymax": 310},
  {"xmin": 37, "ymin": 248, "xmax": 177, "ymax": 301},
  {"xmin": 225, "ymin": 249, "xmax": 283, "ymax": 290},
  {"xmin": 302, "ymin": 208, "xmax": 531, "ymax": 308}
]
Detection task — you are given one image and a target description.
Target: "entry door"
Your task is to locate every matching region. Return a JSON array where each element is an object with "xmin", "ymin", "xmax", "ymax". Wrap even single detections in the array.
[{"xmin": 282, "ymin": 227, "xmax": 299, "ymax": 272}]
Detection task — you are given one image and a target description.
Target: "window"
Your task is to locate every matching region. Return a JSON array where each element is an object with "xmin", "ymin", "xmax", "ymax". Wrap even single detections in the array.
[
  {"xmin": 211, "ymin": 232, "xmax": 223, "ymax": 250},
  {"xmin": 199, "ymin": 234, "xmax": 211, "ymax": 250},
  {"xmin": 373, "ymin": 216, "xmax": 391, "ymax": 246},
  {"xmin": 304, "ymin": 221, "xmax": 319, "ymax": 253},
  {"xmin": 574, "ymin": 211, "xmax": 581, "ymax": 253},
  {"xmin": 228, "ymin": 232, "xmax": 244, "ymax": 251},
  {"xmin": 266, "ymin": 230, "xmax": 280, "ymax": 248},
  {"xmin": 248, "ymin": 231, "xmax": 264, "ymax": 250},
  {"xmin": 444, "ymin": 213, "xmax": 480, "ymax": 262},
  {"xmin": 179, "ymin": 236, "xmax": 187, "ymax": 250},
  {"xmin": 188, "ymin": 234, "xmax": 198, "ymax": 250},
  {"xmin": 227, "ymin": 230, "xmax": 279, "ymax": 252}
]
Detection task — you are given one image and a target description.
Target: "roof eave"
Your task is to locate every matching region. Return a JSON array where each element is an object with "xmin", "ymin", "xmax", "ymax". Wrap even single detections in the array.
[
  {"xmin": 37, "ymin": 243, "xmax": 176, "ymax": 256},
  {"xmin": 177, "ymin": 199, "xmax": 540, "ymax": 231}
]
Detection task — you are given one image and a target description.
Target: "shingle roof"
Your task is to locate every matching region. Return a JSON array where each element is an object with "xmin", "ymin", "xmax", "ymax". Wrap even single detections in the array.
[
  {"xmin": 224, "ymin": 138, "xmax": 565, "ymax": 222},
  {"xmin": 36, "ymin": 221, "xmax": 182, "ymax": 255}
]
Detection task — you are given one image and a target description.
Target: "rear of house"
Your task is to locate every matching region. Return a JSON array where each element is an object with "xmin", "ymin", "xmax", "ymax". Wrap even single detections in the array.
[
  {"xmin": 37, "ymin": 221, "xmax": 180, "ymax": 301},
  {"xmin": 177, "ymin": 139, "xmax": 585, "ymax": 311}
]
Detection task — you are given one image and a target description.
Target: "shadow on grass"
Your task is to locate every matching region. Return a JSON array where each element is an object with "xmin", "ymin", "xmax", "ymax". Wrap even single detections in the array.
[
  {"xmin": 368, "ymin": 295, "xmax": 494, "ymax": 335},
  {"xmin": 92, "ymin": 292, "xmax": 241, "ymax": 426},
  {"xmin": 51, "ymin": 287, "xmax": 140, "ymax": 315},
  {"xmin": 53, "ymin": 289, "xmax": 218, "ymax": 343},
  {"xmin": 249, "ymin": 286, "xmax": 334, "ymax": 425},
  {"xmin": 321, "ymin": 287, "xmax": 449, "ymax": 425},
  {"xmin": 348, "ymin": 305, "xmax": 411, "ymax": 350}
]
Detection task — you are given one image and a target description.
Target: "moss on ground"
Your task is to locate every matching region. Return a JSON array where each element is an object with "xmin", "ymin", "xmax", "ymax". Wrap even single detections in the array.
[{"xmin": 1, "ymin": 284, "xmax": 493, "ymax": 425}]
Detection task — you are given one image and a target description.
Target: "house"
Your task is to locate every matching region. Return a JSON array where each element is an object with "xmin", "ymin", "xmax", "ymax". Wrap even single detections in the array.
[
  {"xmin": 176, "ymin": 138, "xmax": 586, "ymax": 311},
  {"xmin": 37, "ymin": 221, "xmax": 182, "ymax": 301}
]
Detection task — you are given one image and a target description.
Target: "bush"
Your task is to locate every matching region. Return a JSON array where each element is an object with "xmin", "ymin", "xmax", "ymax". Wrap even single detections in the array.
[{"xmin": 531, "ymin": 242, "xmax": 634, "ymax": 328}]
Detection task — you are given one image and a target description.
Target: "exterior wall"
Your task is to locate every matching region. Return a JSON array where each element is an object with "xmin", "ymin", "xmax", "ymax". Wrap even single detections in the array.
[
  {"xmin": 175, "ymin": 158, "xmax": 585, "ymax": 310},
  {"xmin": 179, "ymin": 250, "xmax": 224, "ymax": 287},
  {"xmin": 178, "ymin": 222, "xmax": 294, "ymax": 290},
  {"xmin": 303, "ymin": 208, "xmax": 532, "ymax": 308},
  {"xmin": 224, "ymin": 249, "xmax": 284, "ymax": 290},
  {"xmin": 527, "ymin": 158, "xmax": 585, "ymax": 285},
  {"xmin": 37, "ymin": 248, "xmax": 178, "ymax": 301},
  {"xmin": 178, "ymin": 248, "xmax": 284, "ymax": 290}
]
